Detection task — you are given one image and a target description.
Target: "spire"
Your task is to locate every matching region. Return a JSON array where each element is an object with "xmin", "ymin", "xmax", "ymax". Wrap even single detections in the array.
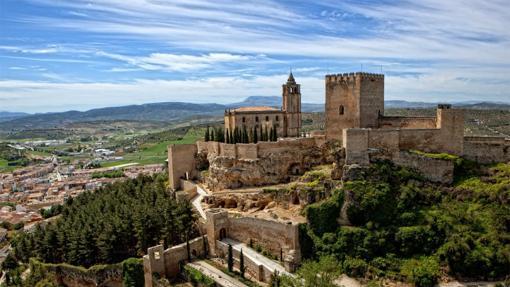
[{"xmin": 287, "ymin": 69, "xmax": 296, "ymax": 84}]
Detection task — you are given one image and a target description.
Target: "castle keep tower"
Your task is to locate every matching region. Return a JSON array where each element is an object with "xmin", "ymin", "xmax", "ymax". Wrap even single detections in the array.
[
  {"xmin": 282, "ymin": 72, "xmax": 302, "ymax": 137},
  {"xmin": 325, "ymin": 72, "xmax": 384, "ymax": 140}
]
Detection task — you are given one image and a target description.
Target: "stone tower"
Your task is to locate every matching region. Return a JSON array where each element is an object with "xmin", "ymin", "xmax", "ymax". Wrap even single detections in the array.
[
  {"xmin": 325, "ymin": 72, "xmax": 384, "ymax": 140},
  {"xmin": 282, "ymin": 72, "xmax": 302, "ymax": 137}
]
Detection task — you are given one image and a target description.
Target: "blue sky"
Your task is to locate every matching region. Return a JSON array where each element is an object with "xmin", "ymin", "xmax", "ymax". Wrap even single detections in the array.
[{"xmin": 1, "ymin": 0, "xmax": 509, "ymax": 113}]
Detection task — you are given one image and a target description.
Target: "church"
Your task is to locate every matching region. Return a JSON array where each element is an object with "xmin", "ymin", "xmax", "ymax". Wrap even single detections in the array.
[{"xmin": 224, "ymin": 72, "xmax": 302, "ymax": 140}]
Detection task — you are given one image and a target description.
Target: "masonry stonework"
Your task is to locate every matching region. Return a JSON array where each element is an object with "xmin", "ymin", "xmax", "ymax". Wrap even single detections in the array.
[{"xmin": 224, "ymin": 72, "xmax": 302, "ymax": 139}]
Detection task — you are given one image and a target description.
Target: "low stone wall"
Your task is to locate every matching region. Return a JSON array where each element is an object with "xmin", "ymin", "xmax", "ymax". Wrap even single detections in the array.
[
  {"xmin": 144, "ymin": 236, "xmax": 208, "ymax": 287},
  {"xmin": 379, "ymin": 116, "xmax": 437, "ymax": 129},
  {"xmin": 206, "ymin": 209, "xmax": 300, "ymax": 273},
  {"xmin": 393, "ymin": 151, "xmax": 454, "ymax": 184},
  {"xmin": 216, "ymin": 240, "xmax": 271, "ymax": 282},
  {"xmin": 463, "ymin": 136, "xmax": 510, "ymax": 164}
]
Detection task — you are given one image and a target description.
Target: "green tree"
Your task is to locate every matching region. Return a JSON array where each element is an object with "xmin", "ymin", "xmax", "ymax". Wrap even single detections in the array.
[
  {"xmin": 204, "ymin": 126, "xmax": 210, "ymax": 142},
  {"xmin": 281, "ymin": 256, "xmax": 341, "ymax": 287},
  {"xmin": 228, "ymin": 244, "xmax": 234, "ymax": 272},
  {"xmin": 240, "ymin": 248, "xmax": 245, "ymax": 278}
]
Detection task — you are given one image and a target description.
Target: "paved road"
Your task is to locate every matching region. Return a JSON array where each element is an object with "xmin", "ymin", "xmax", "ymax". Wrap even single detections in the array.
[
  {"xmin": 222, "ymin": 238, "xmax": 291, "ymax": 277},
  {"xmin": 192, "ymin": 185, "xmax": 208, "ymax": 219},
  {"xmin": 187, "ymin": 261, "xmax": 248, "ymax": 287}
]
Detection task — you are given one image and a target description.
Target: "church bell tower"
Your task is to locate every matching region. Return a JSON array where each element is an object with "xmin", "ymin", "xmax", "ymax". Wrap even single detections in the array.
[{"xmin": 282, "ymin": 72, "xmax": 302, "ymax": 137}]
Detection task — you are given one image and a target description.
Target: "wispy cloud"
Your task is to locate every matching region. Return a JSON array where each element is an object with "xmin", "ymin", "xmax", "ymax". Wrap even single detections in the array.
[
  {"xmin": 96, "ymin": 51, "xmax": 256, "ymax": 71},
  {"xmin": 1, "ymin": 0, "xmax": 509, "ymax": 112}
]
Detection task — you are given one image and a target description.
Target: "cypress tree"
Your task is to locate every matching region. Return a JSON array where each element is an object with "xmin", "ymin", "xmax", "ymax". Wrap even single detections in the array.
[
  {"xmin": 210, "ymin": 128, "xmax": 215, "ymax": 142},
  {"xmin": 253, "ymin": 127, "xmax": 258, "ymax": 143},
  {"xmin": 205, "ymin": 126, "xmax": 210, "ymax": 142},
  {"xmin": 229, "ymin": 129, "xmax": 234, "ymax": 144},
  {"xmin": 242, "ymin": 126, "xmax": 248, "ymax": 143},
  {"xmin": 226, "ymin": 129, "xmax": 230, "ymax": 144},
  {"xmin": 227, "ymin": 244, "xmax": 233, "ymax": 272},
  {"xmin": 240, "ymin": 249, "xmax": 245, "ymax": 278}
]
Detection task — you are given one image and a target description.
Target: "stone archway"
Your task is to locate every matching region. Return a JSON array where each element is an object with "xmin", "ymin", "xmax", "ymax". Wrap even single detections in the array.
[
  {"xmin": 219, "ymin": 228, "xmax": 227, "ymax": 240},
  {"xmin": 289, "ymin": 163, "xmax": 303, "ymax": 175}
]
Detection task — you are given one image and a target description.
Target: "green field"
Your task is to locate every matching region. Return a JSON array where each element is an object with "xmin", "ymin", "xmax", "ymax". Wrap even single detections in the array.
[{"xmin": 101, "ymin": 128, "xmax": 204, "ymax": 167}]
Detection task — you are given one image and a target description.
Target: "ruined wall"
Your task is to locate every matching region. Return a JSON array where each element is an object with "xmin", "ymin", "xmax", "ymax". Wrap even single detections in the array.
[
  {"xmin": 236, "ymin": 143, "xmax": 258, "ymax": 160},
  {"xmin": 463, "ymin": 136, "xmax": 510, "ymax": 164},
  {"xmin": 378, "ymin": 116, "xmax": 436, "ymax": 129},
  {"xmin": 228, "ymin": 216, "xmax": 300, "ymax": 257},
  {"xmin": 216, "ymin": 240, "xmax": 273, "ymax": 282},
  {"xmin": 393, "ymin": 151, "xmax": 454, "ymax": 184},
  {"xmin": 206, "ymin": 209, "xmax": 300, "ymax": 277},
  {"xmin": 144, "ymin": 236, "xmax": 208, "ymax": 287},
  {"xmin": 342, "ymin": 129, "xmax": 369, "ymax": 165},
  {"xmin": 168, "ymin": 144, "xmax": 198, "ymax": 190},
  {"xmin": 205, "ymin": 138, "xmax": 326, "ymax": 190}
]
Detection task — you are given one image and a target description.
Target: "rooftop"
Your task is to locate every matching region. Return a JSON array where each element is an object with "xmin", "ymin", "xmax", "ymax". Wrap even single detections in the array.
[{"xmin": 232, "ymin": 106, "xmax": 280, "ymax": 112}]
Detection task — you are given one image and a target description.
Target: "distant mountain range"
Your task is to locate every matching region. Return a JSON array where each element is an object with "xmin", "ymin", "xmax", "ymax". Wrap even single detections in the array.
[
  {"xmin": 0, "ymin": 111, "xmax": 30, "ymax": 122},
  {"xmin": 1, "ymin": 97, "xmax": 509, "ymax": 131}
]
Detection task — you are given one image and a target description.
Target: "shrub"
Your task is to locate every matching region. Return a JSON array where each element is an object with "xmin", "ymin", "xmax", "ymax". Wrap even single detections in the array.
[
  {"xmin": 305, "ymin": 192, "xmax": 344, "ymax": 236},
  {"xmin": 400, "ymin": 257, "xmax": 440, "ymax": 287},
  {"xmin": 342, "ymin": 257, "xmax": 368, "ymax": 277},
  {"xmin": 122, "ymin": 258, "xmax": 144, "ymax": 287}
]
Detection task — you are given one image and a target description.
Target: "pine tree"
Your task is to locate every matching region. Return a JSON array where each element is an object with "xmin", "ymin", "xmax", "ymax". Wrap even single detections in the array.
[
  {"xmin": 240, "ymin": 249, "xmax": 245, "ymax": 278},
  {"xmin": 227, "ymin": 243, "xmax": 233, "ymax": 272},
  {"xmin": 205, "ymin": 126, "xmax": 210, "ymax": 142}
]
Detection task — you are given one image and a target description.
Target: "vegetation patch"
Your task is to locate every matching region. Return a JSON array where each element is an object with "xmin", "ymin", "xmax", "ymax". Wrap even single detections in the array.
[
  {"xmin": 298, "ymin": 160, "xmax": 510, "ymax": 285},
  {"xmin": 11, "ymin": 173, "xmax": 197, "ymax": 268}
]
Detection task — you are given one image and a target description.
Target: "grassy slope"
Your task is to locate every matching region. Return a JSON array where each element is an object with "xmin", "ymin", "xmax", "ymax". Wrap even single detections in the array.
[{"xmin": 101, "ymin": 128, "xmax": 203, "ymax": 167}]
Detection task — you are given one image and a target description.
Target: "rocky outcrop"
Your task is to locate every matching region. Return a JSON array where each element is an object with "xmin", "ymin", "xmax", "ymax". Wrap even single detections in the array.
[{"xmin": 205, "ymin": 145, "xmax": 326, "ymax": 191}]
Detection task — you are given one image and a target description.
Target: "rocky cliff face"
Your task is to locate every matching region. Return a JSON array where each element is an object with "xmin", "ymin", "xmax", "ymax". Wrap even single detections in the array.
[{"xmin": 204, "ymin": 144, "xmax": 327, "ymax": 191}]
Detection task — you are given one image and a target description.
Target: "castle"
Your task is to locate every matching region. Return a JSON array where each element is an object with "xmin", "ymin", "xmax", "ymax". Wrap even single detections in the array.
[
  {"xmin": 224, "ymin": 72, "xmax": 302, "ymax": 138},
  {"xmin": 148, "ymin": 71, "xmax": 510, "ymax": 286}
]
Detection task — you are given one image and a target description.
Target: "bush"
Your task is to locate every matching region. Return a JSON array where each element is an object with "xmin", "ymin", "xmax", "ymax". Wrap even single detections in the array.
[
  {"xmin": 305, "ymin": 192, "xmax": 344, "ymax": 236},
  {"xmin": 184, "ymin": 265, "xmax": 216, "ymax": 286},
  {"xmin": 400, "ymin": 257, "xmax": 440, "ymax": 287},
  {"xmin": 122, "ymin": 258, "xmax": 144, "ymax": 287},
  {"xmin": 342, "ymin": 257, "xmax": 368, "ymax": 277}
]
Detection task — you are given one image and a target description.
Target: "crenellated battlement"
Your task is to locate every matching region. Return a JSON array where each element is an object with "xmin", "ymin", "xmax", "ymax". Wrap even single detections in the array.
[{"xmin": 325, "ymin": 72, "xmax": 384, "ymax": 84}]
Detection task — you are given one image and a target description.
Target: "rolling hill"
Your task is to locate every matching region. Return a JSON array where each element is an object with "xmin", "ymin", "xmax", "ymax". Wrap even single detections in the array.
[{"xmin": 1, "ymin": 97, "xmax": 509, "ymax": 132}]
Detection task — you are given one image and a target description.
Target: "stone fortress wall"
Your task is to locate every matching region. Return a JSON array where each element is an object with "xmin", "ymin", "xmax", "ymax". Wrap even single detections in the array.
[
  {"xmin": 206, "ymin": 209, "xmax": 301, "ymax": 276},
  {"xmin": 143, "ymin": 236, "xmax": 208, "ymax": 287}
]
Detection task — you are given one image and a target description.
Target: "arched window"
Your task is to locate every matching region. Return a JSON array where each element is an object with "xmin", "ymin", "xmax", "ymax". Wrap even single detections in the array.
[
  {"xmin": 242, "ymin": 117, "xmax": 246, "ymax": 123},
  {"xmin": 276, "ymin": 116, "xmax": 279, "ymax": 121},
  {"xmin": 255, "ymin": 116, "xmax": 259, "ymax": 122},
  {"xmin": 265, "ymin": 116, "xmax": 269, "ymax": 121},
  {"xmin": 339, "ymin": 105, "xmax": 345, "ymax": 115}
]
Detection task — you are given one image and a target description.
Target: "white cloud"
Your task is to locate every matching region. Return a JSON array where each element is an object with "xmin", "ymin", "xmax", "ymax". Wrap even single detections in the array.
[
  {"xmin": 1, "ymin": 70, "xmax": 509, "ymax": 113},
  {"xmin": 96, "ymin": 51, "xmax": 255, "ymax": 71}
]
